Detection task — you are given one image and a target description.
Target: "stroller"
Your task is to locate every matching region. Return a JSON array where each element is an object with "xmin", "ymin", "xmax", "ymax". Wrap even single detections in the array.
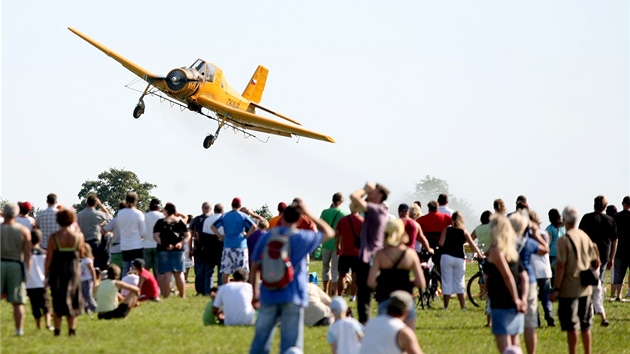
[{"xmin": 417, "ymin": 249, "xmax": 441, "ymax": 309}]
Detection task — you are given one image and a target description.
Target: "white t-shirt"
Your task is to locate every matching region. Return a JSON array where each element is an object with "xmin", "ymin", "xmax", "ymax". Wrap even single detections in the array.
[
  {"xmin": 531, "ymin": 230, "xmax": 552, "ymax": 279},
  {"xmin": 327, "ymin": 317, "xmax": 364, "ymax": 354},
  {"xmin": 144, "ymin": 211, "xmax": 164, "ymax": 248},
  {"xmin": 104, "ymin": 208, "xmax": 146, "ymax": 251},
  {"xmin": 213, "ymin": 281, "xmax": 255, "ymax": 326},
  {"xmin": 360, "ymin": 315, "xmax": 406, "ymax": 354},
  {"xmin": 16, "ymin": 216, "xmax": 35, "ymax": 231},
  {"xmin": 121, "ymin": 273, "xmax": 139, "ymax": 297},
  {"xmin": 438, "ymin": 206, "xmax": 454, "ymax": 216},
  {"xmin": 80, "ymin": 258, "xmax": 95, "ymax": 282},
  {"xmin": 202, "ymin": 214, "xmax": 224, "ymax": 235},
  {"xmin": 26, "ymin": 253, "xmax": 46, "ymax": 289}
]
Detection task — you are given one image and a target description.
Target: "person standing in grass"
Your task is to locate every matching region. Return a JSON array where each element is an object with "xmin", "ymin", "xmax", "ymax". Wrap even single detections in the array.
[
  {"xmin": 320, "ymin": 192, "xmax": 347, "ymax": 296},
  {"xmin": 551, "ymin": 206, "xmax": 600, "ymax": 354},
  {"xmin": 249, "ymin": 200, "xmax": 334, "ymax": 354},
  {"xmin": 1, "ymin": 202, "xmax": 32, "ymax": 336},
  {"xmin": 26, "ymin": 229, "xmax": 54, "ymax": 331},
  {"xmin": 485, "ymin": 214, "xmax": 528, "ymax": 353},
  {"xmin": 45, "ymin": 209, "xmax": 84, "ymax": 336},
  {"xmin": 154, "ymin": 202, "xmax": 190, "ymax": 298}
]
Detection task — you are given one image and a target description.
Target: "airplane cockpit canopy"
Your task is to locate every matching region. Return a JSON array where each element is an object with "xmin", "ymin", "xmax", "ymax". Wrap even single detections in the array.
[{"xmin": 191, "ymin": 59, "xmax": 215, "ymax": 82}]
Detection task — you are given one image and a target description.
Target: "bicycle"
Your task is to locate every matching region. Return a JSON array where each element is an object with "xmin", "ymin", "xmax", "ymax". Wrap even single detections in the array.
[
  {"xmin": 417, "ymin": 249, "xmax": 441, "ymax": 309},
  {"xmin": 466, "ymin": 250, "xmax": 487, "ymax": 307}
]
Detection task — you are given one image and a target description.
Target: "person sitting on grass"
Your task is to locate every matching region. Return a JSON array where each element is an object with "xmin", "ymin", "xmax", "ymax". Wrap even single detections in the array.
[
  {"xmin": 131, "ymin": 258, "xmax": 160, "ymax": 301},
  {"xmin": 96, "ymin": 264, "xmax": 140, "ymax": 320},
  {"xmin": 213, "ymin": 268, "xmax": 255, "ymax": 326},
  {"xmin": 327, "ymin": 296, "xmax": 363, "ymax": 354},
  {"xmin": 202, "ymin": 287, "xmax": 219, "ymax": 325},
  {"xmin": 305, "ymin": 280, "xmax": 334, "ymax": 327}
]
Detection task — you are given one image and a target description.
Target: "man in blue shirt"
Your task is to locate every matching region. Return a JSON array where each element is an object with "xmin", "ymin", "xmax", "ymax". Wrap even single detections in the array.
[
  {"xmin": 249, "ymin": 199, "xmax": 334, "ymax": 354},
  {"xmin": 212, "ymin": 198, "xmax": 257, "ymax": 285}
]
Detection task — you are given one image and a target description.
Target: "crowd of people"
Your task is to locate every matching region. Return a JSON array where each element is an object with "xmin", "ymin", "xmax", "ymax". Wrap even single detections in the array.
[{"xmin": 1, "ymin": 186, "xmax": 628, "ymax": 354}]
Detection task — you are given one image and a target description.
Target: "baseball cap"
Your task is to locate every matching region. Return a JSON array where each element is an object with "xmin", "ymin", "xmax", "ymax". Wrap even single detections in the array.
[
  {"xmin": 19, "ymin": 201, "xmax": 33, "ymax": 211},
  {"xmin": 131, "ymin": 258, "xmax": 145, "ymax": 269},
  {"xmin": 387, "ymin": 290, "xmax": 413, "ymax": 315},
  {"xmin": 398, "ymin": 203, "xmax": 409, "ymax": 212},
  {"xmin": 278, "ymin": 202, "xmax": 287, "ymax": 212},
  {"xmin": 232, "ymin": 197, "xmax": 242, "ymax": 208},
  {"xmin": 329, "ymin": 296, "xmax": 348, "ymax": 315}
]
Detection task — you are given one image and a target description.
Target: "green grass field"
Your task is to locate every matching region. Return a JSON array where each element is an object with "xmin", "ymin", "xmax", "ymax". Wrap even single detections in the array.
[{"xmin": 2, "ymin": 261, "xmax": 629, "ymax": 354}]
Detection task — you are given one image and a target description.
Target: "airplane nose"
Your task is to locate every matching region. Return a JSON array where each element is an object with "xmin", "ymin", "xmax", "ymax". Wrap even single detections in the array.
[{"xmin": 166, "ymin": 69, "xmax": 188, "ymax": 91}]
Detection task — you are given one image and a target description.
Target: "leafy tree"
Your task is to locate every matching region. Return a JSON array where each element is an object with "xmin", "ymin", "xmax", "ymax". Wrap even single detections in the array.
[
  {"xmin": 253, "ymin": 204, "xmax": 273, "ymax": 221},
  {"xmin": 409, "ymin": 175, "xmax": 479, "ymax": 227},
  {"xmin": 74, "ymin": 168, "xmax": 157, "ymax": 213}
]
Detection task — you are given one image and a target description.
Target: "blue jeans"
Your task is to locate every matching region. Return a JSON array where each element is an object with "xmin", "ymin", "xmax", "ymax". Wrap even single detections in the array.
[
  {"xmin": 536, "ymin": 278, "xmax": 553, "ymax": 319},
  {"xmin": 195, "ymin": 262, "xmax": 222, "ymax": 295},
  {"xmin": 249, "ymin": 303, "xmax": 304, "ymax": 354}
]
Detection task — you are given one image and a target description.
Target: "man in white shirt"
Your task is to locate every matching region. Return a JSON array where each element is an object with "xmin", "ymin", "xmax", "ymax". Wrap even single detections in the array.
[
  {"xmin": 143, "ymin": 199, "xmax": 164, "ymax": 276},
  {"xmin": 213, "ymin": 268, "xmax": 255, "ymax": 326},
  {"xmin": 103, "ymin": 192, "xmax": 146, "ymax": 276},
  {"xmin": 437, "ymin": 194, "xmax": 454, "ymax": 216},
  {"xmin": 360, "ymin": 291, "xmax": 423, "ymax": 354}
]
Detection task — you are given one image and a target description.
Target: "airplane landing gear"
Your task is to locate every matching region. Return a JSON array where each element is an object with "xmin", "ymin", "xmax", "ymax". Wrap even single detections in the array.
[
  {"xmin": 133, "ymin": 100, "xmax": 145, "ymax": 119},
  {"xmin": 203, "ymin": 135, "xmax": 215, "ymax": 149},
  {"xmin": 202, "ymin": 116, "xmax": 227, "ymax": 149},
  {"xmin": 133, "ymin": 83, "xmax": 151, "ymax": 119}
]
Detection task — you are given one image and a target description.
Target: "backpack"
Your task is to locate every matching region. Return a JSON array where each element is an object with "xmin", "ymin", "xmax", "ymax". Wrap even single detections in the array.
[{"xmin": 260, "ymin": 229, "xmax": 295, "ymax": 290}]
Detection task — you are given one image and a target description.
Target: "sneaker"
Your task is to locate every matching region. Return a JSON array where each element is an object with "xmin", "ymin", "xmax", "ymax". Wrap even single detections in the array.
[
  {"xmin": 601, "ymin": 319, "xmax": 610, "ymax": 327},
  {"xmin": 15, "ymin": 329, "xmax": 24, "ymax": 336},
  {"xmin": 47, "ymin": 325, "xmax": 55, "ymax": 331},
  {"xmin": 350, "ymin": 295, "xmax": 356, "ymax": 302}
]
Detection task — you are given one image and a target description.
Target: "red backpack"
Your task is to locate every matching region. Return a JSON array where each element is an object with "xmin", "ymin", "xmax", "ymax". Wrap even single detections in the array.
[{"xmin": 260, "ymin": 229, "xmax": 294, "ymax": 290}]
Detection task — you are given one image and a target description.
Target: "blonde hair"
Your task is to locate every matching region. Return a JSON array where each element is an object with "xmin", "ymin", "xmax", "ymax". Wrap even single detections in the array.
[
  {"xmin": 509, "ymin": 210, "xmax": 529, "ymax": 237},
  {"xmin": 384, "ymin": 219, "xmax": 409, "ymax": 247},
  {"xmin": 490, "ymin": 215, "xmax": 519, "ymax": 262},
  {"xmin": 452, "ymin": 212, "xmax": 465, "ymax": 229},
  {"xmin": 83, "ymin": 243, "xmax": 94, "ymax": 259},
  {"xmin": 409, "ymin": 204, "xmax": 423, "ymax": 219}
]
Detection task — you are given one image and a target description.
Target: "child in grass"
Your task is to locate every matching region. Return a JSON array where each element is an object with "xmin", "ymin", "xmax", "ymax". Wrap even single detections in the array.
[
  {"xmin": 80, "ymin": 244, "xmax": 98, "ymax": 314},
  {"xmin": 202, "ymin": 287, "xmax": 219, "ymax": 325},
  {"xmin": 327, "ymin": 297, "xmax": 363, "ymax": 354},
  {"xmin": 131, "ymin": 258, "xmax": 160, "ymax": 301},
  {"xmin": 96, "ymin": 264, "xmax": 140, "ymax": 320},
  {"xmin": 26, "ymin": 230, "xmax": 54, "ymax": 330}
]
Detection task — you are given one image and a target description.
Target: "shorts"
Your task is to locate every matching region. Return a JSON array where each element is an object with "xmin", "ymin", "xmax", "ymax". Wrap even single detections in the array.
[
  {"xmin": 1, "ymin": 261, "xmax": 26, "ymax": 304},
  {"xmin": 338, "ymin": 255, "xmax": 359, "ymax": 274},
  {"xmin": 612, "ymin": 258, "xmax": 630, "ymax": 284},
  {"xmin": 26, "ymin": 288, "xmax": 51, "ymax": 318},
  {"xmin": 220, "ymin": 248, "xmax": 249, "ymax": 275},
  {"xmin": 98, "ymin": 303, "xmax": 131, "ymax": 320},
  {"xmin": 377, "ymin": 296, "xmax": 416, "ymax": 320},
  {"xmin": 122, "ymin": 248, "xmax": 144, "ymax": 262},
  {"xmin": 491, "ymin": 307, "xmax": 524, "ymax": 335},
  {"xmin": 321, "ymin": 249, "xmax": 339, "ymax": 282},
  {"xmin": 559, "ymin": 296, "xmax": 593, "ymax": 331},
  {"xmin": 440, "ymin": 254, "xmax": 465, "ymax": 295},
  {"xmin": 157, "ymin": 250, "xmax": 185, "ymax": 274},
  {"xmin": 525, "ymin": 282, "xmax": 538, "ymax": 328}
]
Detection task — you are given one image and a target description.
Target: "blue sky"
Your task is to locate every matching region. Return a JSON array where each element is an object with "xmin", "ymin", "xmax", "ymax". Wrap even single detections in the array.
[{"xmin": 2, "ymin": 1, "xmax": 628, "ymax": 224}]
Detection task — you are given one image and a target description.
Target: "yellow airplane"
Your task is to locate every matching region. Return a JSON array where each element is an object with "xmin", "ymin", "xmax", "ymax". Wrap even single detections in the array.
[{"xmin": 68, "ymin": 27, "xmax": 335, "ymax": 148}]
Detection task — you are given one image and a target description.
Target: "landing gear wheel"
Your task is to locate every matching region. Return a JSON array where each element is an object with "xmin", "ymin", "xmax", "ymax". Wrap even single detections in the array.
[
  {"xmin": 203, "ymin": 135, "xmax": 214, "ymax": 149},
  {"xmin": 133, "ymin": 105, "xmax": 144, "ymax": 119}
]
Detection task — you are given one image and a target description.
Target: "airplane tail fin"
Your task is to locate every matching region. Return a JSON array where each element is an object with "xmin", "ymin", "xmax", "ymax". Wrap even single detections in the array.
[{"xmin": 242, "ymin": 65, "xmax": 268, "ymax": 104}]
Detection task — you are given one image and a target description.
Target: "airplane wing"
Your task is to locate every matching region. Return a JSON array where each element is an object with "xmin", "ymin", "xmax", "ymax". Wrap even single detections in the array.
[
  {"xmin": 68, "ymin": 27, "xmax": 162, "ymax": 84},
  {"xmin": 197, "ymin": 95, "xmax": 335, "ymax": 143}
]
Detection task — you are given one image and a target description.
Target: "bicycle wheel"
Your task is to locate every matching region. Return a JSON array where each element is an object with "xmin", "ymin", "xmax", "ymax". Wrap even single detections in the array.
[{"xmin": 467, "ymin": 272, "xmax": 485, "ymax": 307}]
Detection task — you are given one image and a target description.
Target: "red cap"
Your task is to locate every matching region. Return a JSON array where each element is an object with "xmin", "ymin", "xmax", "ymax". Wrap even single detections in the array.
[
  {"xmin": 19, "ymin": 201, "xmax": 33, "ymax": 211},
  {"xmin": 232, "ymin": 198, "xmax": 242, "ymax": 208},
  {"xmin": 277, "ymin": 202, "xmax": 287, "ymax": 212}
]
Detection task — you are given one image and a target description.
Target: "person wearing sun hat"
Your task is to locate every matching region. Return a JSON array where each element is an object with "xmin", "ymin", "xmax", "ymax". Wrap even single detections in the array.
[
  {"xmin": 359, "ymin": 291, "xmax": 423, "ymax": 354},
  {"xmin": 367, "ymin": 219, "xmax": 425, "ymax": 329}
]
